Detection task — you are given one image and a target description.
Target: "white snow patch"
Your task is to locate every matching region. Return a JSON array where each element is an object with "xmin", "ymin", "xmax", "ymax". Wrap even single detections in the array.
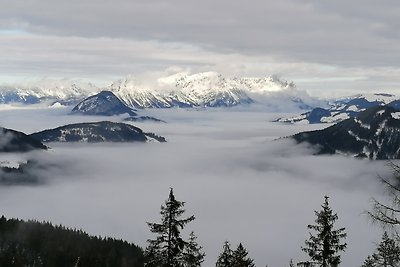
[
  {"xmin": 348, "ymin": 130, "xmax": 370, "ymax": 143},
  {"xmin": 391, "ymin": 112, "xmax": 400, "ymax": 120},
  {"xmin": 49, "ymin": 102, "xmax": 65, "ymax": 108},
  {"xmin": 346, "ymin": 105, "xmax": 359, "ymax": 112},
  {"xmin": 321, "ymin": 112, "xmax": 349, "ymax": 123},
  {"xmin": 354, "ymin": 118, "xmax": 371, "ymax": 130},
  {"xmin": 0, "ymin": 154, "xmax": 27, "ymax": 168},
  {"xmin": 362, "ymin": 93, "xmax": 397, "ymax": 103},
  {"xmin": 375, "ymin": 120, "xmax": 387, "ymax": 136}
]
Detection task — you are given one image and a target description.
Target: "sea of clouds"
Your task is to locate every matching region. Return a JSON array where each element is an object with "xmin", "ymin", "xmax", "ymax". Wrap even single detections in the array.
[{"xmin": 0, "ymin": 105, "xmax": 395, "ymax": 266}]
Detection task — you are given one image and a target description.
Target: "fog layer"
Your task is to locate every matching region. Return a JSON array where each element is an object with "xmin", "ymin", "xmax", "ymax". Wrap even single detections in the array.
[{"xmin": 0, "ymin": 106, "xmax": 392, "ymax": 266}]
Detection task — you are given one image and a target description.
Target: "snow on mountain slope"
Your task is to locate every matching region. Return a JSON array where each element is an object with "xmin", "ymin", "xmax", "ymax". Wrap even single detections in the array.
[
  {"xmin": 0, "ymin": 79, "xmax": 99, "ymax": 105},
  {"xmin": 108, "ymin": 76, "xmax": 176, "ymax": 108},
  {"xmin": 292, "ymin": 105, "xmax": 400, "ymax": 159},
  {"xmin": 109, "ymin": 72, "xmax": 316, "ymax": 110},
  {"xmin": 30, "ymin": 121, "xmax": 166, "ymax": 143},
  {"xmin": 277, "ymin": 93, "xmax": 399, "ymax": 124},
  {"xmin": 71, "ymin": 91, "xmax": 137, "ymax": 116},
  {"xmin": 0, "ymin": 72, "xmax": 319, "ymax": 111}
]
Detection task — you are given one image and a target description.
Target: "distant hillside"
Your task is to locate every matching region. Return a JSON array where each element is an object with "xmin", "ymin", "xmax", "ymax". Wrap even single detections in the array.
[
  {"xmin": 292, "ymin": 105, "xmax": 400, "ymax": 159},
  {"xmin": 277, "ymin": 93, "xmax": 398, "ymax": 124},
  {"xmin": 0, "ymin": 160, "xmax": 44, "ymax": 185},
  {"xmin": 0, "ymin": 216, "xmax": 144, "ymax": 267},
  {"xmin": 0, "ymin": 81, "xmax": 97, "ymax": 105},
  {"xmin": 71, "ymin": 91, "xmax": 137, "ymax": 116},
  {"xmin": 30, "ymin": 121, "xmax": 166, "ymax": 143},
  {"xmin": 0, "ymin": 127, "xmax": 47, "ymax": 152}
]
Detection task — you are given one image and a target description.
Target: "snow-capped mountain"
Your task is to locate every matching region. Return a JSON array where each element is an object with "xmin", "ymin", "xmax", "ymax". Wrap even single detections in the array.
[
  {"xmin": 71, "ymin": 91, "xmax": 164, "ymax": 122},
  {"xmin": 0, "ymin": 72, "xmax": 321, "ymax": 111},
  {"xmin": 0, "ymin": 80, "xmax": 99, "ymax": 105},
  {"xmin": 109, "ymin": 72, "xmax": 317, "ymax": 110},
  {"xmin": 30, "ymin": 121, "xmax": 166, "ymax": 143},
  {"xmin": 277, "ymin": 93, "xmax": 398, "ymax": 124},
  {"xmin": 109, "ymin": 72, "xmax": 254, "ymax": 108},
  {"xmin": 71, "ymin": 91, "xmax": 137, "ymax": 116},
  {"xmin": 291, "ymin": 105, "xmax": 400, "ymax": 159}
]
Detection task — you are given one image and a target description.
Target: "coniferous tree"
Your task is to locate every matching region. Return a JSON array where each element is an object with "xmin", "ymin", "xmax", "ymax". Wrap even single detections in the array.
[
  {"xmin": 362, "ymin": 231, "xmax": 400, "ymax": 267},
  {"xmin": 144, "ymin": 188, "xmax": 197, "ymax": 267},
  {"xmin": 298, "ymin": 196, "xmax": 347, "ymax": 267},
  {"xmin": 290, "ymin": 259, "xmax": 295, "ymax": 267},
  {"xmin": 361, "ymin": 255, "xmax": 375, "ymax": 267},
  {"xmin": 216, "ymin": 241, "xmax": 234, "ymax": 267},
  {"xmin": 0, "ymin": 215, "xmax": 144, "ymax": 266},
  {"xmin": 181, "ymin": 231, "xmax": 205, "ymax": 267},
  {"xmin": 232, "ymin": 243, "xmax": 255, "ymax": 267}
]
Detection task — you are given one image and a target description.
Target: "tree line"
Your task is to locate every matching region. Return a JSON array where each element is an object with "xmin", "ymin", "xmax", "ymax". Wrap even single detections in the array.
[
  {"xmin": 0, "ymin": 216, "xmax": 144, "ymax": 266},
  {"xmin": 144, "ymin": 160, "xmax": 400, "ymax": 267},
  {"xmin": 143, "ymin": 189, "xmax": 347, "ymax": 267}
]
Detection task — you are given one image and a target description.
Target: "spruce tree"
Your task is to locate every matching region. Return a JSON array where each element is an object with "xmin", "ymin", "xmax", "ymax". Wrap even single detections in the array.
[
  {"xmin": 232, "ymin": 243, "xmax": 255, "ymax": 267},
  {"xmin": 216, "ymin": 241, "xmax": 234, "ymax": 267},
  {"xmin": 181, "ymin": 231, "xmax": 205, "ymax": 267},
  {"xmin": 362, "ymin": 231, "xmax": 400, "ymax": 267},
  {"xmin": 298, "ymin": 196, "xmax": 347, "ymax": 267},
  {"xmin": 144, "ymin": 188, "xmax": 197, "ymax": 267},
  {"xmin": 361, "ymin": 256, "xmax": 375, "ymax": 267}
]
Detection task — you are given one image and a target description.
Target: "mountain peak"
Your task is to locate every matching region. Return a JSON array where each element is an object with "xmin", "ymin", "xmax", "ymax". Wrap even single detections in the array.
[
  {"xmin": 108, "ymin": 71, "xmax": 306, "ymax": 109},
  {"xmin": 71, "ymin": 90, "xmax": 137, "ymax": 116}
]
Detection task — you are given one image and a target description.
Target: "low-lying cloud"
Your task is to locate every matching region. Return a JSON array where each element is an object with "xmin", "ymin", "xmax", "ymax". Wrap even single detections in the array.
[{"xmin": 0, "ymin": 106, "xmax": 395, "ymax": 266}]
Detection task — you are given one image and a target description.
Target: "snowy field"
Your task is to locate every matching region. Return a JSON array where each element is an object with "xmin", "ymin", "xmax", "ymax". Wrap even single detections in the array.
[{"xmin": 0, "ymin": 105, "xmax": 394, "ymax": 266}]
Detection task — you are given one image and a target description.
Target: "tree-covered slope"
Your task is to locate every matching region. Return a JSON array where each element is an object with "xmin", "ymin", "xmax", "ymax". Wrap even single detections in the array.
[
  {"xmin": 0, "ymin": 216, "xmax": 144, "ymax": 267},
  {"xmin": 0, "ymin": 127, "xmax": 47, "ymax": 152},
  {"xmin": 292, "ymin": 106, "xmax": 400, "ymax": 159},
  {"xmin": 30, "ymin": 121, "xmax": 150, "ymax": 143}
]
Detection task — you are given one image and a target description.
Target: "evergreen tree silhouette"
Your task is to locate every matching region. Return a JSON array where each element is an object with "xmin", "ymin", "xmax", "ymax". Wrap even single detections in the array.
[{"xmin": 298, "ymin": 196, "xmax": 347, "ymax": 267}]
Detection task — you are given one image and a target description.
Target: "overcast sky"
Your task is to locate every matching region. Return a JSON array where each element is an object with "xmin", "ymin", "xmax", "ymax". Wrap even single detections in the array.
[{"xmin": 1, "ymin": 0, "xmax": 400, "ymax": 96}]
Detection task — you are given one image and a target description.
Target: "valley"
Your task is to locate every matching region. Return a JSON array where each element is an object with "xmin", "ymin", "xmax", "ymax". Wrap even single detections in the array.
[{"xmin": 0, "ymin": 105, "xmax": 391, "ymax": 266}]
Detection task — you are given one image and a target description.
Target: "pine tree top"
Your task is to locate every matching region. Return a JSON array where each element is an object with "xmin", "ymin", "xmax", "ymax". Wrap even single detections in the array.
[{"xmin": 299, "ymin": 196, "xmax": 347, "ymax": 267}]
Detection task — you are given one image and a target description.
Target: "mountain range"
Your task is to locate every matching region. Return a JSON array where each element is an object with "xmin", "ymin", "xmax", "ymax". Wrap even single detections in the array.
[
  {"xmin": 70, "ymin": 91, "xmax": 165, "ymax": 122},
  {"xmin": 291, "ymin": 105, "xmax": 400, "ymax": 159},
  {"xmin": 109, "ymin": 72, "xmax": 319, "ymax": 110},
  {"xmin": 277, "ymin": 93, "xmax": 398, "ymax": 124},
  {"xmin": 0, "ymin": 80, "xmax": 97, "ymax": 105},
  {"xmin": 0, "ymin": 72, "xmax": 319, "ymax": 111}
]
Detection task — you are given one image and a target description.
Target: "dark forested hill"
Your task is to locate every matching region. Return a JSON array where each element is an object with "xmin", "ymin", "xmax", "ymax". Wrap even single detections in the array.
[
  {"xmin": 30, "ymin": 121, "xmax": 148, "ymax": 143},
  {"xmin": 0, "ymin": 127, "xmax": 47, "ymax": 152},
  {"xmin": 292, "ymin": 106, "xmax": 400, "ymax": 159},
  {"xmin": 0, "ymin": 216, "xmax": 144, "ymax": 267}
]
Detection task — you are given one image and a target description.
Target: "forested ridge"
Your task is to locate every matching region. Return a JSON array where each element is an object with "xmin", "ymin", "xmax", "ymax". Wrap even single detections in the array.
[{"xmin": 0, "ymin": 216, "xmax": 144, "ymax": 267}]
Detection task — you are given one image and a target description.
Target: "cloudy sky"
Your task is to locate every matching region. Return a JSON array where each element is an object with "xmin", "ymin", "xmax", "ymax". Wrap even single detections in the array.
[{"xmin": 1, "ymin": 0, "xmax": 400, "ymax": 95}]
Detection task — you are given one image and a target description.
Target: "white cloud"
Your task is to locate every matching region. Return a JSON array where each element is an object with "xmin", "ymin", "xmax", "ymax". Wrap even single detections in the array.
[
  {"xmin": 0, "ymin": 107, "xmax": 392, "ymax": 266},
  {"xmin": 0, "ymin": 1, "xmax": 400, "ymax": 95}
]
